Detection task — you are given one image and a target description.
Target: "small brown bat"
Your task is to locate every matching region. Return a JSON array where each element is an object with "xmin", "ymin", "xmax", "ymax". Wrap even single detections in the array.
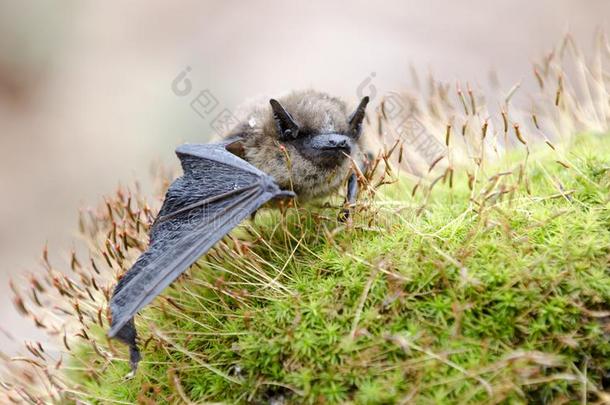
[{"xmin": 109, "ymin": 90, "xmax": 370, "ymax": 373}]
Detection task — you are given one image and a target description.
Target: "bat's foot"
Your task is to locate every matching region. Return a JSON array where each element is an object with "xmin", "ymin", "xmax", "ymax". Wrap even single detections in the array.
[
  {"xmin": 110, "ymin": 319, "xmax": 141, "ymax": 378},
  {"xmin": 123, "ymin": 345, "xmax": 141, "ymax": 379}
]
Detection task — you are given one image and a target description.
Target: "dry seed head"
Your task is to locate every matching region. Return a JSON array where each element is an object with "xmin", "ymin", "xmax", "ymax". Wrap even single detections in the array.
[
  {"xmin": 467, "ymin": 172, "xmax": 475, "ymax": 191},
  {"xmin": 398, "ymin": 142, "xmax": 404, "ymax": 164},
  {"xmin": 533, "ymin": 67, "xmax": 545, "ymax": 89},
  {"xmin": 428, "ymin": 155, "xmax": 445, "ymax": 173},
  {"xmin": 456, "ymin": 83, "xmax": 469, "ymax": 115},
  {"xmin": 501, "ymin": 110, "xmax": 509, "ymax": 133},
  {"xmin": 556, "ymin": 160, "xmax": 570, "ymax": 169},
  {"xmin": 467, "ymin": 83, "xmax": 476, "ymax": 114},
  {"xmin": 12, "ymin": 296, "xmax": 28, "ymax": 316},
  {"xmin": 513, "ymin": 124, "xmax": 527, "ymax": 145},
  {"xmin": 505, "ymin": 82, "xmax": 521, "ymax": 105},
  {"xmin": 532, "ymin": 114, "xmax": 540, "ymax": 130},
  {"xmin": 31, "ymin": 288, "xmax": 42, "ymax": 306}
]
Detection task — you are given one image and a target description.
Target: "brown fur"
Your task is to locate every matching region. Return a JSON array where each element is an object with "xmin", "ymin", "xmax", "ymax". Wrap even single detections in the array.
[{"xmin": 225, "ymin": 90, "xmax": 366, "ymax": 201}]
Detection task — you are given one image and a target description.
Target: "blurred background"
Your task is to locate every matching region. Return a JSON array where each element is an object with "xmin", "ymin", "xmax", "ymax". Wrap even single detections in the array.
[{"xmin": 0, "ymin": 0, "xmax": 608, "ymax": 353}]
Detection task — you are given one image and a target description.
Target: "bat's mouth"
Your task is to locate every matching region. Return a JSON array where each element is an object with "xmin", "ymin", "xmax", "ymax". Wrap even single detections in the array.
[{"xmin": 319, "ymin": 144, "xmax": 351, "ymax": 152}]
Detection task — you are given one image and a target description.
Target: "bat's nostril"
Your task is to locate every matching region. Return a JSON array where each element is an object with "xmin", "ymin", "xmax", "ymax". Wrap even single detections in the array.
[{"xmin": 312, "ymin": 134, "xmax": 352, "ymax": 151}]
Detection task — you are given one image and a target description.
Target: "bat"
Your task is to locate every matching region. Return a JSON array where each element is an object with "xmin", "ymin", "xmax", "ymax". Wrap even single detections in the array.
[{"xmin": 108, "ymin": 90, "xmax": 370, "ymax": 373}]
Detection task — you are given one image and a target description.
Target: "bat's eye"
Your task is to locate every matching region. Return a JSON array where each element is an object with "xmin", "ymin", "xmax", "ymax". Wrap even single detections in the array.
[{"xmin": 283, "ymin": 128, "xmax": 298, "ymax": 139}]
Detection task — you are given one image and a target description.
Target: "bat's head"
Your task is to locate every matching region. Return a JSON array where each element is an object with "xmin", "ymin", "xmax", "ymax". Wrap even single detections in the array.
[
  {"xmin": 268, "ymin": 92, "xmax": 369, "ymax": 169},
  {"xmin": 229, "ymin": 90, "xmax": 370, "ymax": 199}
]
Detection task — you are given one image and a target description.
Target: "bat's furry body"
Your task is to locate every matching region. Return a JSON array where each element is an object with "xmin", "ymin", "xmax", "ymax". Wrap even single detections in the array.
[{"xmin": 109, "ymin": 90, "xmax": 370, "ymax": 373}]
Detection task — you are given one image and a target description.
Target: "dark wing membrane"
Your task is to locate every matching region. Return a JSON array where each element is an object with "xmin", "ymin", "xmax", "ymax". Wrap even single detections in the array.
[{"xmin": 108, "ymin": 143, "xmax": 292, "ymax": 367}]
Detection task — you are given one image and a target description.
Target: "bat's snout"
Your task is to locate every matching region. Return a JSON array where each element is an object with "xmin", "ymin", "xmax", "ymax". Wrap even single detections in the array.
[
  {"xmin": 326, "ymin": 138, "xmax": 350, "ymax": 150},
  {"xmin": 310, "ymin": 133, "xmax": 353, "ymax": 154}
]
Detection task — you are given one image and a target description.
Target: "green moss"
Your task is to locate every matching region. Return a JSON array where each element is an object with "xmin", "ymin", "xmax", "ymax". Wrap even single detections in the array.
[{"xmin": 72, "ymin": 135, "xmax": 610, "ymax": 404}]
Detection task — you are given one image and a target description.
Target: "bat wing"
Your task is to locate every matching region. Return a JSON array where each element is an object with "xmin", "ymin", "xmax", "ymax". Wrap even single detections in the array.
[{"xmin": 108, "ymin": 142, "xmax": 293, "ymax": 371}]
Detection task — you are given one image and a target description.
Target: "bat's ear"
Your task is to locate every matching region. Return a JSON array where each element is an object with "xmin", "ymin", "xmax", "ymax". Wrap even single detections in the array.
[
  {"xmin": 226, "ymin": 139, "xmax": 246, "ymax": 158},
  {"xmin": 269, "ymin": 99, "xmax": 299, "ymax": 140},
  {"xmin": 347, "ymin": 96, "xmax": 370, "ymax": 139}
]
